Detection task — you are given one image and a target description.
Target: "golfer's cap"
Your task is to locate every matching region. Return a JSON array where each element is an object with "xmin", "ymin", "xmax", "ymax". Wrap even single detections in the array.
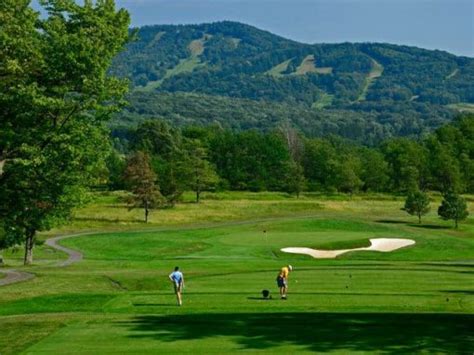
[{"xmin": 288, "ymin": 265, "xmax": 293, "ymax": 271}]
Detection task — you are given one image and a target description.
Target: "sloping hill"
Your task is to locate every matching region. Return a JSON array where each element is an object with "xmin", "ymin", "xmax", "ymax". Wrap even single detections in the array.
[{"xmin": 110, "ymin": 21, "xmax": 474, "ymax": 141}]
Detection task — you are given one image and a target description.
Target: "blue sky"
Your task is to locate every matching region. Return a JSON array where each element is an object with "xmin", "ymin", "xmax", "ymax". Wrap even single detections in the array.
[{"xmin": 34, "ymin": 0, "xmax": 474, "ymax": 57}]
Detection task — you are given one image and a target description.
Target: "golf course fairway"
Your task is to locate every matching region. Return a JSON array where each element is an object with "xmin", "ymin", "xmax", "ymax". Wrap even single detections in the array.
[{"xmin": 0, "ymin": 193, "xmax": 473, "ymax": 353}]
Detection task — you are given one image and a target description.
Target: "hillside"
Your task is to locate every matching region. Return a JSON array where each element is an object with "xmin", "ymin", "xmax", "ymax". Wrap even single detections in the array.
[{"xmin": 110, "ymin": 21, "xmax": 474, "ymax": 142}]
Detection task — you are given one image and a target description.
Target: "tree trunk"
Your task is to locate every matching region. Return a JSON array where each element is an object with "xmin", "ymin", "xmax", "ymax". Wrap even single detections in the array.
[
  {"xmin": 196, "ymin": 176, "xmax": 201, "ymax": 203},
  {"xmin": 418, "ymin": 213, "xmax": 421, "ymax": 224},
  {"xmin": 144, "ymin": 199, "xmax": 149, "ymax": 223},
  {"xmin": 24, "ymin": 231, "xmax": 35, "ymax": 265}
]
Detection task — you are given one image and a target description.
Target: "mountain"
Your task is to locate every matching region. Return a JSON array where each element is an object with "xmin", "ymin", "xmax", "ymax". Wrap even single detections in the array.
[{"xmin": 110, "ymin": 21, "xmax": 474, "ymax": 143}]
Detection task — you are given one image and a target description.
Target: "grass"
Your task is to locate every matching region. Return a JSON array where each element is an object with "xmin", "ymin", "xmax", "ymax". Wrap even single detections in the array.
[
  {"xmin": 0, "ymin": 191, "xmax": 473, "ymax": 353},
  {"xmin": 312, "ymin": 92, "xmax": 334, "ymax": 109},
  {"xmin": 447, "ymin": 102, "xmax": 474, "ymax": 113},
  {"xmin": 295, "ymin": 55, "xmax": 332, "ymax": 75},
  {"xmin": 357, "ymin": 58, "xmax": 384, "ymax": 101},
  {"xmin": 445, "ymin": 68, "xmax": 459, "ymax": 80},
  {"xmin": 139, "ymin": 57, "xmax": 205, "ymax": 91},
  {"xmin": 145, "ymin": 31, "xmax": 166, "ymax": 49},
  {"xmin": 139, "ymin": 36, "xmax": 207, "ymax": 92},
  {"xmin": 265, "ymin": 59, "xmax": 293, "ymax": 77},
  {"xmin": 267, "ymin": 56, "xmax": 332, "ymax": 77},
  {"xmin": 188, "ymin": 38, "xmax": 205, "ymax": 56}
]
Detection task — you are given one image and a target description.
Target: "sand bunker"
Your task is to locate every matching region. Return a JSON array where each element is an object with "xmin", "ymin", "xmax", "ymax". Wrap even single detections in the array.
[{"xmin": 281, "ymin": 238, "xmax": 415, "ymax": 259}]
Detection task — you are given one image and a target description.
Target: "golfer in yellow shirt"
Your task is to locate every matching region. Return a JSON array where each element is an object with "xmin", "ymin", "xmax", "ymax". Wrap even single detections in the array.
[{"xmin": 276, "ymin": 265, "xmax": 292, "ymax": 299}]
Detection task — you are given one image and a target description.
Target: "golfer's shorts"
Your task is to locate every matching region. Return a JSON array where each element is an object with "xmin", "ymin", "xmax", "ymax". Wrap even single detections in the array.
[
  {"xmin": 276, "ymin": 277, "xmax": 287, "ymax": 288},
  {"xmin": 174, "ymin": 282, "xmax": 182, "ymax": 292}
]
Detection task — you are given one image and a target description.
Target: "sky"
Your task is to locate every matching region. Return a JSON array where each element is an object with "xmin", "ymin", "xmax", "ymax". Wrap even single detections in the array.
[{"xmin": 34, "ymin": 0, "xmax": 474, "ymax": 57}]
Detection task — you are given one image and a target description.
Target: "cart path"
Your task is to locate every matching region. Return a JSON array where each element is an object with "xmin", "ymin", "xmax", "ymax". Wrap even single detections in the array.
[
  {"xmin": 44, "ymin": 233, "xmax": 85, "ymax": 267},
  {"xmin": 0, "ymin": 269, "xmax": 35, "ymax": 286},
  {"xmin": 0, "ymin": 232, "xmax": 91, "ymax": 287}
]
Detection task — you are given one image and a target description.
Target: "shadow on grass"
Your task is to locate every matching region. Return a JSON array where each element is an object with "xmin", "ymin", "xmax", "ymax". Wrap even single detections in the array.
[
  {"xmin": 408, "ymin": 224, "xmax": 449, "ymax": 230},
  {"xmin": 73, "ymin": 216, "xmax": 145, "ymax": 223},
  {"xmin": 440, "ymin": 290, "xmax": 474, "ymax": 295},
  {"xmin": 375, "ymin": 219, "xmax": 408, "ymax": 225},
  {"xmin": 122, "ymin": 312, "xmax": 473, "ymax": 353},
  {"xmin": 132, "ymin": 303, "xmax": 171, "ymax": 307}
]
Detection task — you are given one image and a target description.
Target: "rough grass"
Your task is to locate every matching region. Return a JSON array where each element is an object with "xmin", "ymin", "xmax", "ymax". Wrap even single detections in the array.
[
  {"xmin": 314, "ymin": 67, "xmax": 333, "ymax": 74},
  {"xmin": 188, "ymin": 38, "xmax": 205, "ymax": 56},
  {"xmin": 145, "ymin": 31, "xmax": 166, "ymax": 49},
  {"xmin": 230, "ymin": 37, "xmax": 241, "ymax": 48},
  {"xmin": 296, "ymin": 55, "xmax": 317, "ymax": 74},
  {"xmin": 0, "ymin": 191, "xmax": 473, "ymax": 353},
  {"xmin": 445, "ymin": 68, "xmax": 459, "ymax": 80},
  {"xmin": 139, "ymin": 34, "xmax": 208, "ymax": 92},
  {"xmin": 357, "ymin": 58, "xmax": 384, "ymax": 101},
  {"xmin": 295, "ymin": 55, "xmax": 332, "ymax": 75},
  {"xmin": 265, "ymin": 59, "xmax": 293, "ymax": 77},
  {"xmin": 312, "ymin": 92, "xmax": 334, "ymax": 109},
  {"xmin": 447, "ymin": 102, "xmax": 474, "ymax": 113},
  {"xmin": 139, "ymin": 57, "xmax": 205, "ymax": 91}
]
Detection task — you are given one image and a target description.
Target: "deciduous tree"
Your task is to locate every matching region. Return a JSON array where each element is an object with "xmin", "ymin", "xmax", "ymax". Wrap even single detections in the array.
[
  {"xmin": 404, "ymin": 191, "xmax": 430, "ymax": 224},
  {"xmin": 0, "ymin": 0, "xmax": 130, "ymax": 264},
  {"xmin": 438, "ymin": 193, "xmax": 469, "ymax": 229}
]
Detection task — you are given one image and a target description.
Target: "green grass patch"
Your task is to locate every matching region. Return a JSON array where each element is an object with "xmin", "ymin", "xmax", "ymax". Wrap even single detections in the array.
[
  {"xmin": 445, "ymin": 68, "xmax": 459, "ymax": 80},
  {"xmin": 294, "ymin": 55, "xmax": 332, "ymax": 75},
  {"xmin": 188, "ymin": 38, "xmax": 205, "ymax": 56},
  {"xmin": 296, "ymin": 55, "xmax": 317, "ymax": 74},
  {"xmin": 358, "ymin": 58, "xmax": 384, "ymax": 101},
  {"xmin": 312, "ymin": 92, "xmax": 334, "ymax": 109},
  {"xmin": 447, "ymin": 102, "xmax": 474, "ymax": 113},
  {"xmin": 139, "ymin": 57, "xmax": 205, "ymax": 91},
  {"xmin": 0, "ymin": 294, "xmax": 116, "ymax": 316},
  {"xmin": 314, "ymin": 67, "xmax": 333, "ymax": 74},
  {"xmin": 265, "ymin": 59, "xmax": 293, "ymax": 77},
  {"xmin": 0, "ymin": 317, "xmax": 66, "ymax": 355}
]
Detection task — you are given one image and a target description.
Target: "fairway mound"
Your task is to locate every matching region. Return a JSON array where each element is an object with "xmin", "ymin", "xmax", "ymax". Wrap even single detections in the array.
[{"xmin": 281, "ymin": 238, "xmax": 415, "ymax": 259}]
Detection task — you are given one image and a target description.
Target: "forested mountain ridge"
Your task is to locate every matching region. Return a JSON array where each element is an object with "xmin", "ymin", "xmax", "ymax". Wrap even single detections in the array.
[{"xmin": 110, "ymin": 21, "xmax": 474, "ymax": 142}]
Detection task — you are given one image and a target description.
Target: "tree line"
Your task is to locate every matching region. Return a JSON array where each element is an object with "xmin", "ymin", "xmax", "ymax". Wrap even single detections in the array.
[
  {"xmin": 114, "ymin": 91, "xmax": 455, "ymax": 146},
  {"xmin": 108, "ymin": 115, "xmax": 472, "ymax": 226}
]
